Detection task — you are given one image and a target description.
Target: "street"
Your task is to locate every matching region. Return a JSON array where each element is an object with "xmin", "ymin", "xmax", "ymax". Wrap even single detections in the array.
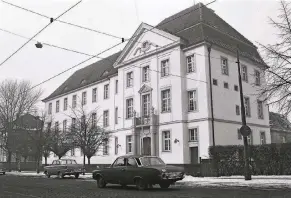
[{"xmin": 1, "ymin": 175, "xmax": 291, "ymax": 198}]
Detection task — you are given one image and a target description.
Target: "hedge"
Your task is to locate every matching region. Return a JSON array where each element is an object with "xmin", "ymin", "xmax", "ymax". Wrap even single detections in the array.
[{"xmin": 209, "ymin": 143, "xmax": 291, "ymax": 176}]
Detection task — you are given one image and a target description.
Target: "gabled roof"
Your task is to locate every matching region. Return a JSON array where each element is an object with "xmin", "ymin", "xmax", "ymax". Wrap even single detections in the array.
[
  {"xmin": 269, "ymin": 112, "xmax": 291, "ymax": 132},
  {"xmin": 156, "ymin": 3, "xmax": 265, "ymax": 65},
  {"xmin": 14, "ymin": 113, "xmax": 43, "ymax": 129},
  {"xmin": 44, "ymin": 3, "xmax": 266, "ymax": 101},
  {"xmin": 43, "ymin": 52, "xmax": 121, "ymax": 102}
]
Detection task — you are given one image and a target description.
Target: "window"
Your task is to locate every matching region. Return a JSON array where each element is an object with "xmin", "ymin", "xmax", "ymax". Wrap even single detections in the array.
[
  {"xmin": 189, "ymin": 128, "xmax": 198, "ymax": 142},
  {"xmin": 221, "ymin": 57, "xmax": 228, "ymax": 75},
  {"xmin": 104, "ymin": 84, "xmax": 109, "ymax": 99},
  {"xmin": 161, "ymin": 59, "xmax": 169, "ymax": 77},
  {"xmin": 70, "ymin": 148, "xmax": 75, "ymax": 156},
  {"xmin": 241, "ymin": 65, "xmax": 248, "ymax": 82},
  {"xmin": 72, "ymin": 95, "xmax": 77, "ymax": 108},
  {"xmin": 103, "ymin": 140, "xmax": 109, "ymax": 155},
  {"xmin": 48, "ymin": 103, "xmax": 52, "ymax": 115},
  {"xmin": 56, "ymin": 100, "xmax": 60, "ymax": 113},
  {"xmin": 126, "ymin": 98, "xmax": 134, "ymax": 118},
  {"xmin": 92, "ymin": 113, "xmax": 96, "ymax": 128},
  {"xmin": 142, "ymin": 94, "xmax": 150, "ymax": 117},
  {"xmin": 127, "ymin": 158, "xmax": 137, "ymax": 166},
  {"xmin": 142, "ymin": 66, "xmax": 150, "ymax": 82},
  {"xmin": 236, "ymin": 105, "xmax": 240, "ymax": 115},
  {"xmin": 103, "ymin": 110, "xmax": 109, "ymax": 127},
  {"xmin": 115, "ymin": 107, "xmax": 118, "ymax": 124},
  {"xmin": 71, "ymin": 118, "xmax": 76, "ymax": 129},
  {"xmin": 162, "ymin": 131, "xmax": 171, "ymax": 151},
  {"xmin": 282, "ymin": 136, "xmax": 286, "ymax": 143},
  {"xmin": 47, "ymin": 122, "xmax": 52, "ymax": 131},
  {"xmin": 234, "ymin": 85, "xmax": 238, "ymax": 91},
  {"xmin": 92, "ymin": 88, "xmax": 97, "ymax": 103},
  {"xmin": 188, "ymin": 90, "xmax": 197, "ymax": 112},
  {"xmin": 115, "ymin": 80, "xmax": 118, "ymax": 94},
  {"xmin": 247, "ymin": 130, "xmax": 253, "ymax": 145},
  {"xmin": 126, "ymin": 72, "xmax": 133, "ymax": 87},
  {"xmin": 213, "ymin": 79, "xmax": 218, "ymax": 86},
  {"xmin": 237, "ymin": 129, "xmax": 242, "ymax": 140},
  {"xmin": 257, "ymin": 100, "xmax": 264, "ymax": 119},
  {"xmin": 82, "ymin": 91, "xmax": 87, "ymax": 105},
  {"xmin": 115, "ymin": 137, "xmax": 118, "ymax": 155},
  {"xmin": 260, "ymin": 131, "xmax": 266, "ymax": 144},
  {"xmin": 63, "ymin": 120, "xmax": 67, "ymax": 132},
  {"xmin": 113, "ymin": 157, "xmax": 125, "ymax": 166},
  {"xmin": 126, "ymin": 136, "xmax": 132, "ymax": 154},
  {"xmin": 55, "ymin": 121, "xmax": 59, "ymax": 132},
  {"xmin": 80, "ymin": 148, "xmax": 83, "ymax": 156},
  {"xmin": 161, "ymin": 89, "xmax": 171, "ymax": 112},
  {"xmin": 224, "ymin": 82, "xmax": 229, "ymax": 89},
  {"xmin": 63, "ymin": 98, "xmax": 68, "ymax": 111},
  {"xmin": 255, "ymin": 70, "xmax": 261, "ymax": 86},
  {"xmin": 186, "ymin": 54, "xmax": 195, "ymax": 73},
  {"xmin": 244, "ymin": 97, "xmax": 251, "ymax": 117}
]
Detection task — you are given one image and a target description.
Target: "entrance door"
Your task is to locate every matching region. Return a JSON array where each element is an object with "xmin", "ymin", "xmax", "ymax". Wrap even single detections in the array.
[
  {"xmin": 142, "ymin": 137, "xmax": 151, "ymax": 155},
  {"xmin": 190, "ymin": 147, "xmax": 198, "ymax": 164}
]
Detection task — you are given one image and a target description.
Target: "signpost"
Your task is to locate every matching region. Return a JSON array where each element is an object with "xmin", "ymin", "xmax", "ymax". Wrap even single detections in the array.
[{"xmin": 236, "ymin": 47, "xmax": 252, "ymax": 180}]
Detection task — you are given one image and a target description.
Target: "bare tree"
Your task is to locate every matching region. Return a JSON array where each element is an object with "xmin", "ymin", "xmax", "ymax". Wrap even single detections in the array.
[
  {"xmin": 259, "ymin": 0, "xmax": 291, "ymax": 116},
  {"xmin": 0, "ymin": 79, "xmax": 42, "ymax": 171},
  {"xmin": 66, "ymin": 102, "xmax": 110, "ymax": 165},
  {"xmin": 48, "ymin": 122, "xmax": 73, "ymax": 160}
]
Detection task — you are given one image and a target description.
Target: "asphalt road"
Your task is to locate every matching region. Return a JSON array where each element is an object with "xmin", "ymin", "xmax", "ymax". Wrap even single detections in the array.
[{"xmin": 1, "ymin": 175, "xmax": 291, "ymax": 198}]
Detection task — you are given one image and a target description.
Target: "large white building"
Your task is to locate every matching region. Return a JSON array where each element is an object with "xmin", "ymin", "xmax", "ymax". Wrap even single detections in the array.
[{"xmin": 42, "ymin": 3, "xmax": 270, "ymax": 165}]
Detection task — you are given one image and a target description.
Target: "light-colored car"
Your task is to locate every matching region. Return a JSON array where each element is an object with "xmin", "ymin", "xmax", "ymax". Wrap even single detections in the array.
[
  {"xmin": 0, "ymin": 163, "xmax": 5, "ymax": 175},
  {"xmin": 44, "ymin": 159, "xmax": 85, "ymax": 179}
]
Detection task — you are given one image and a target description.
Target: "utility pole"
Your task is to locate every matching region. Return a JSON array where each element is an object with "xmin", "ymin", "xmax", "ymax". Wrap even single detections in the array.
[{"xmin": 236, "ymin": 46, "xmax": 252, "ymax": 181}]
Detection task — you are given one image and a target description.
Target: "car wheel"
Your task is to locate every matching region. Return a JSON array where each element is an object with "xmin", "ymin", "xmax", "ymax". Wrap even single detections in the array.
[
  {"xmin": 135, "ymin": 178, "xmax": 147, "ymax": 191},
  {"xmin": 159, "ymin": 182, "xmax": 170, "ymax": 189},
  {"xmin": 121, "ymin": 184, "xmax": 127, "ymax": 188},
  {"xmin": 75, "ymin": 173, "xmax": 79, "ymax": 179},
  {"xmin": 58, "ymin": 172, "xmax": 64, "ymax": 179},
  {"xmin": 2, "ymin": 172, "xmax": 5, "ymax": 175},
  {"xmin": 45, "ymin": 172, "xmax": 50, "ymax": 178},
  {"xmin": 97, "ymin": 176, "xmax": 106, "ymax": 188}
]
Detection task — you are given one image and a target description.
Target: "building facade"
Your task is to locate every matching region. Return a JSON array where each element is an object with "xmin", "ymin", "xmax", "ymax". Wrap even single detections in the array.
[
  {"xmin": 269, "ymin": 112, "xmax": 291, "ymax": 143},
  {"xmin": 43, "ymin": 3, "xmax": 270, "ymax": 165}
]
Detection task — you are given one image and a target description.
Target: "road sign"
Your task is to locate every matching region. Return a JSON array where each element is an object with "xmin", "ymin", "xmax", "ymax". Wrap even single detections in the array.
[{"xmin": 240, "ymin": 125, "xmax": 251, "ymax": 137}]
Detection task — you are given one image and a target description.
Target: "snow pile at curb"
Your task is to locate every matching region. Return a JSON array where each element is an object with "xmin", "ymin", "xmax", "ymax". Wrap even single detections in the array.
[
  {"xmin": 176, "ymin": 175, "xmax": 291, "ymax": 188},
  {"xmin": 6, "ymin": 171, "xmax": 92, "ymax": 179}
]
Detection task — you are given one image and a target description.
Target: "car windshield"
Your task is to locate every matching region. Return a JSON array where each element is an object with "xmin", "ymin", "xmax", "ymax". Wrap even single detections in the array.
[
  {"xmin": 139, "ymin": 157, "xmax": 165, "ymax": 166},
  {"xmin": 67, "ymin": 160, "xmax": 77, "ymax": 164}
]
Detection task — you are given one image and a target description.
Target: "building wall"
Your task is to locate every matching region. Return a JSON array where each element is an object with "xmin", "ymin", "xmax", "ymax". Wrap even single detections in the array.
[{"xmin": 271, "ymin": 130, "xmax": 291, "ymax": 143}]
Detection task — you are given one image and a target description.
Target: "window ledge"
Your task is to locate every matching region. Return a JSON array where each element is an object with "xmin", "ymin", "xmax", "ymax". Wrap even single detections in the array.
[
  {"xmin": 161, "ymin": 111, "xmax": 171, "ymax": 114},
  {"xmin": 188, "ymin": 110, "xmax": 198, "ymax": 113}
]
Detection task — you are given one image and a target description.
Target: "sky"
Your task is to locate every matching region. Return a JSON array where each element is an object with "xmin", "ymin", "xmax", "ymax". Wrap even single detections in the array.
[{"xmin": 0, "ymin": 0, "xmax": 280, "ymax": 111}]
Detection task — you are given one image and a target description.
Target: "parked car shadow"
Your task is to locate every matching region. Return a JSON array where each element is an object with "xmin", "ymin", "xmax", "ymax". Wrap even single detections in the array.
[{"xmin": 105, "ymin": 185, "xmax": 180, "ymax": 192}]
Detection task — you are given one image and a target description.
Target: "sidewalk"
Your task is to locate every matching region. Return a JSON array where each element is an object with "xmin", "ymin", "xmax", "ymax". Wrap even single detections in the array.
[{"xmin": 5, "ymin": 171, "xmax": 92, "ymax": 179}]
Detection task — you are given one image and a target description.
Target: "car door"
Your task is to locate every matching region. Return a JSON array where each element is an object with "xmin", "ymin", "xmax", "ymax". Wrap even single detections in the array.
[
  {"xmin": 108, "ymin": 157, "xmax": 126, "ymax": 184},
  {"xmin": 48, "ymin": 160, "xmax": 56, "ymax": 175},
  {"xmin": 125, "ymin": 157, "xmax": 139, "ymax": 185}
]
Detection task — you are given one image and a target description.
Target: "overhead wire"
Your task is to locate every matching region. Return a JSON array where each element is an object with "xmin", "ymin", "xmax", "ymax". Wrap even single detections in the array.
[
  {"xmin": 0, "ymin": 0, "xmax": 83, "ymax": 67},
  {"xmin": 11, "ymin": 1, "xmax": 217, "ymax": 94}
]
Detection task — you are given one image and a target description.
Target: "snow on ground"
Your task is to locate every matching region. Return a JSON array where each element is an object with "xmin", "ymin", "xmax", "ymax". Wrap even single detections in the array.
[
  {"xmin": 5, "ymin": 172, "xmax": 291, "ymax": 189},
  {"xmin": 176, "ymin": 175, "xmax": 291, "ymax": 189},
  {"xmin": 6, "ymin": 171, "xmax": 92, "ymax": 179}
]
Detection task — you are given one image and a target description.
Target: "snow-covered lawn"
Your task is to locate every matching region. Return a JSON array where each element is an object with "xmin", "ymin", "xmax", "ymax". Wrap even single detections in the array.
[{"xmin": 176, "ymin": 175, "xmax": 291, "ymax": 189}]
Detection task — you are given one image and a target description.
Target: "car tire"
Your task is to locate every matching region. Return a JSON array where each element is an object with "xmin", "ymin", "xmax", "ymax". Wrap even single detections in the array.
[
  {"xmin": 75, "ymin": 173, "xmax": 79, "ymax": 179},
  {"xmin": 45, "ymin": 172, "xmax": 50, "ymax": 178},
  {"xmin": 135, "ymin": 178, "xmax": 147, "ymax": 191},
  {"xmin": 121, "ymin": 184, "xmax": 127, "ymax": 188},
  {"xmin": 2, "ymin": 172, "xmax": 5, "ymax": 175},
  {"xmin": 159, "ymin": 182, "xmax": 170, "ymax": 189},
  {"xmin": 97, "ymin": 176, "xmax": 106, "ymax": 188},
  {"xmin": 58, "ymin": 172, "xmax": 64, "ymax": 179}
]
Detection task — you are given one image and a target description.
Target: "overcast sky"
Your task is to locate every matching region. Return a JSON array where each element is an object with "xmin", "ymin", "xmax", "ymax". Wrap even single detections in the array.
[{"xmin": 0, "ymin": 0, "xmax": 280, "ymax": 111}]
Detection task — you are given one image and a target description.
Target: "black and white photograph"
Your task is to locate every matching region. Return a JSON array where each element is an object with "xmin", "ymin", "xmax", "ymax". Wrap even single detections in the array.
[{"xmin": 1, "ymin": 0, "xmax": 291, "ymax": 197}]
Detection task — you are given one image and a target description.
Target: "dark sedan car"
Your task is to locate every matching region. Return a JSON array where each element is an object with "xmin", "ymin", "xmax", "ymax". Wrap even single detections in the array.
[{"xmin": 92, "ymin": 155, "xmax": 185, "ymax": 190}]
